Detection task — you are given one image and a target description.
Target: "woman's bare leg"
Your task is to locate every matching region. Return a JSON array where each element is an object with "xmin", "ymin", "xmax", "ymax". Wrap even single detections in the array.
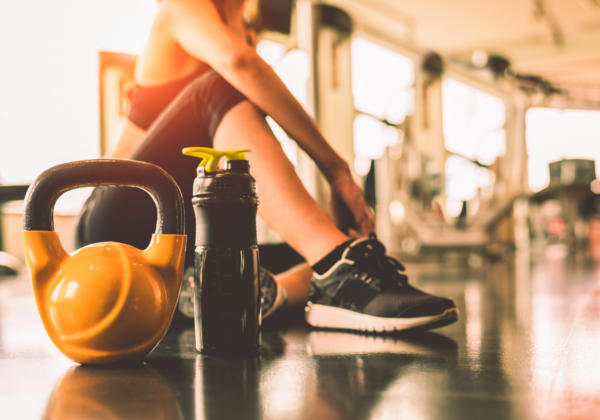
[{"xmin": 213, "ymin": 101, "xmax": 349, "ymax": 265}]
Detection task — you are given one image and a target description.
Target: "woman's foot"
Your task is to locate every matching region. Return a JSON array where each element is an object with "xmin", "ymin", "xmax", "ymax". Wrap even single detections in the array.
[{"xmin": 305, "ymin": 234, "xmax": 458, "ymax": 333}]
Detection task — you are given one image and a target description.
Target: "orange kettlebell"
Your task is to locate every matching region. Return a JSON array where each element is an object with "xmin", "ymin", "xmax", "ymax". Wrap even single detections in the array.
[{"xmin": 22, "ymin": 159, "xmax": 186, "ymax": 364}]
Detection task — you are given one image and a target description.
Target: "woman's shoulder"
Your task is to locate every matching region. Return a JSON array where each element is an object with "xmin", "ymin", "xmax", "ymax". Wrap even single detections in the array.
[
  {"xmin": 151, "ymin": 0, "xmax": 226, "ymax": 41},
  {"xmin": 141, "ymin": 0, "xmax": 249, "ymax": 79},
  {"xmin": 159, "ymin": 0, "xmax": 218, "ymax": 17},
  {"xmin": 135, "ymin": 1, "xmax": 207, "ymax": 85}
]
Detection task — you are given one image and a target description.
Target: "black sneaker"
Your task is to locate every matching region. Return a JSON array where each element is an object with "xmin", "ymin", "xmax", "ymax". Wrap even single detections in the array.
[
  {"xmin": 177, "ymin": 266, "xmax": 287, "ymax": 321},
  {"xmin": 177, "ymin": 266, "xmax": 197, "ymax": 319},
  {"xmin": 305, "ymin": 234, "xmax": 458, "ymax": 333},
  {"xmin": 259, "ymin": 267, "xmax": 287, "ymax": 319}
]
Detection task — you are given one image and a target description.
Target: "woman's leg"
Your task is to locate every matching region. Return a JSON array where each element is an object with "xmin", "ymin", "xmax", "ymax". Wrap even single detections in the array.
[
  {"xmin": 273, "ymin": 263, "xmax": 313, "ymax": 306},
  {"xmin": 213, "ymin": 101, "xmax": 349, "ymax": 265},
  {"xmin": 76, "ymin": 71, "xmax": 244, "ymax": 265},
  {"xmin": 76, "ymin": 71, "xmax": 347, "ymax": 307}
]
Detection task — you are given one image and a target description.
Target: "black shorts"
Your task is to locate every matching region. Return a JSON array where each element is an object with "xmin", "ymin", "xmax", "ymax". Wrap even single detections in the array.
[{"xmin": 76, "ymin": 71, "xmax": 247, "ymax": 265}]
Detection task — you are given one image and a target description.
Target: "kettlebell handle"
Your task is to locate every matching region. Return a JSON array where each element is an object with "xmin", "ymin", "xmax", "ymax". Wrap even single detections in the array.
[{"xmin": 23, "ymin": 159, "xmax": 185, "ymax": 234}]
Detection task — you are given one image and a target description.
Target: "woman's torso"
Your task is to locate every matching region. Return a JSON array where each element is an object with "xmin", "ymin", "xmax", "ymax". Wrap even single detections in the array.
[{"xmin": 112, "ymin": 0, "xmax": 248, "ymax": 157}]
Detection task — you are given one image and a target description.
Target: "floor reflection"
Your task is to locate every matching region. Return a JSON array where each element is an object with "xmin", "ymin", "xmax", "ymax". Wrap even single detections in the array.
[
  {"xmin": 546, "ymin": 285, "xmax": 600, "ymax": 420},
  {"xmin": 148, "ymin": 327, "xmax": 288, "ymax": 420},
  {"xmin": 306, "ymin": 330, "xmax": 457, "ymax": 360},
  {"xmin": 43, "ymin": 364, "xmax": 182, "ymax": 420},
  {"xmin": 150, "ymin": 327, "xmax": 460, "ymax": 420},
  {"xmin": 195, "ymin": 356, "xmax": 263, "ymax": 419},
  {"xmin": 3, "ymin": 250, "xmax": 600, "ymax": 420},
  {"xmin": 306, "ymin": 331, "xmax": 458, "ymax": 420}
]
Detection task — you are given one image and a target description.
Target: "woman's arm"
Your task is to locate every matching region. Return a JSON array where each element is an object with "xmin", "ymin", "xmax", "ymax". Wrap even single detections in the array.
[
  {"xmin": 165, "ymin": 0, "xmax": 374, "ymax": 233},
  {"xmin": 167, "ymin": 0, "xmax": 342, "ymax": 176}
]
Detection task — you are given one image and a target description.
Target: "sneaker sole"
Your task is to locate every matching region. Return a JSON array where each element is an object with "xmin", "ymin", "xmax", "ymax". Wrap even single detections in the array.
[{"xmin": 304, "ymin": 303, "xmax": 458, "ymax": 333}]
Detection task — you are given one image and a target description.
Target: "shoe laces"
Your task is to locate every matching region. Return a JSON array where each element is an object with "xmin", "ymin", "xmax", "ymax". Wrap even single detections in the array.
[{"xmin": 349, "ymin": 233, "xmax": 408, "ymax": 289}]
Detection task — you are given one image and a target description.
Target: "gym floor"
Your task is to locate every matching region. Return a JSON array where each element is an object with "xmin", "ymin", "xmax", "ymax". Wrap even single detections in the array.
[{"xmin": 1, "ymin": 249, "xmax": 599, "ymax": 420}]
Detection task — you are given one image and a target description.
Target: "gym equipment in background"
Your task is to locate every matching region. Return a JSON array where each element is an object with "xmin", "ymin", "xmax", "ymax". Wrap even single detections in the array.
[{"xmin": 0, "ymin": 184, "xmax": 29, "ymax": 275}]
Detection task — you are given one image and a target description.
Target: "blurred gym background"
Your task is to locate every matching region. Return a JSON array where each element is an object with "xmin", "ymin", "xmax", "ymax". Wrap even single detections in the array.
[{"xmin": 1, "ymin": 0, "xmax": 600, "ymax": 268}]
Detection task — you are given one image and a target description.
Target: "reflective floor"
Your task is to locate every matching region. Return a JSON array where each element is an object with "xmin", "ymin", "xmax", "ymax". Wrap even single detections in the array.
[{"xmin": 1, "ymin": 249, "xmax": 599, "ymax": 420}]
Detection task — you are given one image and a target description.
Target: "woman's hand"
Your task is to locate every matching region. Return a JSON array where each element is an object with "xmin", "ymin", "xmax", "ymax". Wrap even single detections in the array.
[{"xmin": 328, "ymin": 168, "xmax": 375, "ymax": 237}]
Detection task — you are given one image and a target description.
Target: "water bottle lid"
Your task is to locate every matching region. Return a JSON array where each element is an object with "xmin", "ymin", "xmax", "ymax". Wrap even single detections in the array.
[
  {"xmin": 183, "ymin": 147, "xmax": 256, "ymax": 198},
  {"xmin": 182, "ymin": 147, "xmax": 250, "ymax": 172}
]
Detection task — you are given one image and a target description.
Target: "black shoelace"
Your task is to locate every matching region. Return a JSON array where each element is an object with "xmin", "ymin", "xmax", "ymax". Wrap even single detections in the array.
[{"xmin": 350, "ymin": 233, "xmax": 409, "ymax": 290}]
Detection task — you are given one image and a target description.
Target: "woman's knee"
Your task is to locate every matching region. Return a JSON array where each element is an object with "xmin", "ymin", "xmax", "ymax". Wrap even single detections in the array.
[
  {"xmin": 184, "ymin": 71, "xmax": 248, "ymax": 138},
  {"xmin": 75, "ymin": 186, "xmax": 156, "ymax": 249}
]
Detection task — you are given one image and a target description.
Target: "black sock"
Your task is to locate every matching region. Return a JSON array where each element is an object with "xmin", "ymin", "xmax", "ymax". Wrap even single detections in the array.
[{"xmin": 312, "ymin": 239, "xmax": 353, "ymax": 275}]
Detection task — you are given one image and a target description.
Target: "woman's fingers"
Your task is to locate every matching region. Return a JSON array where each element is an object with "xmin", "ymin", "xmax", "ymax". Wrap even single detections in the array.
[
  {"xmin": 330, "ymin": 175, "xmax": 375, "ymax": 236},
  {"xmin": 351, "ymin": 195, "xmax": 375, "ymax": 235}
]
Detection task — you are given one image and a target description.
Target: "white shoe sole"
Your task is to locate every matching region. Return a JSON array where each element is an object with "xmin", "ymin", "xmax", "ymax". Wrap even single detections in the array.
[{"xmin": 304, "ymin": 303, "xmax": 458, "ymax": 333}]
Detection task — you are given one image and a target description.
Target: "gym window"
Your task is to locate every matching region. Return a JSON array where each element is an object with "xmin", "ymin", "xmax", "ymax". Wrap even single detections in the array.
[
  {"xmin": 442, "ymin": 78, "xmax": 506, "ymax": 217},
  {"xmin": 351, "ymin": 36, "xmax": 415, "ymax": 176}
]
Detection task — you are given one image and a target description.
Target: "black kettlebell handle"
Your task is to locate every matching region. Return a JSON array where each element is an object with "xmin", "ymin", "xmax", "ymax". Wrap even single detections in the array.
[{"xmin": 23, "ymin": 159, "xmax": 185, "ymax": 235}]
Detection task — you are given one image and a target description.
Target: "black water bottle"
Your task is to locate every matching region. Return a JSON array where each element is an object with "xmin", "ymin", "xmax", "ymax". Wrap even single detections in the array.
[{"xmin": 182, "ymin": 147, "xmax": 260, "ymax": 356}]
